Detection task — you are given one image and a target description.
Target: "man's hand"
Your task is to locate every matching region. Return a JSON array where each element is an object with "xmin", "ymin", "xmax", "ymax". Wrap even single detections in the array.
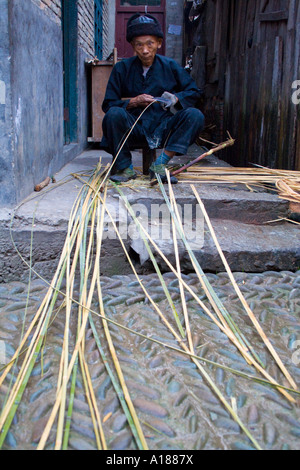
[
  {"xmin": 127, "ymin": 94, "xmax": 155, "ymax": 109},
  {"xmin": 160, "ymin": 92, "xmax": 178, "ymax": 114}
]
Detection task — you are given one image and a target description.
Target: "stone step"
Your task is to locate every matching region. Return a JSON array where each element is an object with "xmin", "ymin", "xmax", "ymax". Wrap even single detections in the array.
[
  {"xmin": 130, "ymin": 217, "xmax": 300, "ymax": 273},
  {"xmin": 0, "ymin": 146, "xmax": 298, "ymax": 280},
  {"xmin": 123, "ymin": 183, "xmax": 290, "ymax": 225},
  {"xmin": 1, "ymin": 186, "xmax": 299, "ymax": 282}
]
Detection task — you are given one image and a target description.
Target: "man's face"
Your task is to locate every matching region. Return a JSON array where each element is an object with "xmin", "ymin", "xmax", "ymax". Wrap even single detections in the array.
[{"xmin": 131, "ymin": 35, "xmax": 162, "ymax": 67}]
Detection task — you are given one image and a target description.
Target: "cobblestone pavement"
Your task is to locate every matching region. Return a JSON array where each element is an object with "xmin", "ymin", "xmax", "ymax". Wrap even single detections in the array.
[{"xmin": 0, "ymin": 270, "xmax": 300, "ymax": 450}]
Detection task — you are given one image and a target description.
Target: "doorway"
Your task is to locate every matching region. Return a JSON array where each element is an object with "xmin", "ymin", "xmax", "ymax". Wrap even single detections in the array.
[{"xmin": 115, "ymin": 0, "xmax": 166, "ymax": 58}]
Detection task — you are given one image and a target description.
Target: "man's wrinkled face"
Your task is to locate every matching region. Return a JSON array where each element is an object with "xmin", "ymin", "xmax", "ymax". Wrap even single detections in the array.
[{"xmin": 131, "ymin": 35, "xmax": 162, "ymax": 67}]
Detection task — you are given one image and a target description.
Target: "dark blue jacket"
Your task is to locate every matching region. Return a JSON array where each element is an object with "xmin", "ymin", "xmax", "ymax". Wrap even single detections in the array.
[{"xmin": 102, "ymin": 54, "xmax": 202, "ymax": 148}]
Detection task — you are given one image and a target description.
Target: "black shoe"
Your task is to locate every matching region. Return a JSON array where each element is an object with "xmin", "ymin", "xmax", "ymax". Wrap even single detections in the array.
[{"xmin": 109, "ymin": 167, "xmax": 137, "ymax": 183}]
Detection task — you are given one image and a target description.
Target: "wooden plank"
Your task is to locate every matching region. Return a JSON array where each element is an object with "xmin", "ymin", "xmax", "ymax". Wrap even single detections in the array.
[
  {"xmin": 287, "ymin": 0, "xmax": 297, "ymax": 30},
  {"xmin": 90, "ymin": 62, "xmax": 114, "ymax": 142},
  {"xmin": 259, "ymin": 10, "xmax": 288, "ymax": 22},
  {"xmin": 191, "ymin": 46, "xmax": 207, "ymax": 91},
  {"xmin": 296, "ymin": 117, "xmax": 300, "ymax": 171}
]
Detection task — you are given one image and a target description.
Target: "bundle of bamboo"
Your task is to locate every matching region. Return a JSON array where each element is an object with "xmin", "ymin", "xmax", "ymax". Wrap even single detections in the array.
[{"xmin": 177, "ymin": 165, "xmax": 300, "ymax": 196}]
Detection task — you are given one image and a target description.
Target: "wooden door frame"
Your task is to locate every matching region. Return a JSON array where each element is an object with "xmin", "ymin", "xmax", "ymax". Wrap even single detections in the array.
[{"xmin": 116, "ymin": 0, "xmax": 165, "ymax": 14}]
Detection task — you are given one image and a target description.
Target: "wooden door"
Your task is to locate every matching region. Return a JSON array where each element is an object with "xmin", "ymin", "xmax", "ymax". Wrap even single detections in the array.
[{"xmin": 115, "ymin": 0, "xmax": 166, "ymax": 58}]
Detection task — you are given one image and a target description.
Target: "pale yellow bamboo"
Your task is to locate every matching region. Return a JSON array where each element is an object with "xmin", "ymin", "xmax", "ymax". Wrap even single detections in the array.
[
  {"xmin": 95, "ymin": 194, "xmax": 148, "ymax": 450},
  {"xmin": 56, "ymin": 183, "xmax": 105, "ymax": 450},
  {"xmin": 37, "ymin": 187, "xmax": 106, "ymax": 449},
  {"xmin": 55, "ymin": 218, "xmax": 73, "ymax": 449},
  {"xmin": 38, "ymin": 186, "xmax": 145, "ymax": 450},
  {"xmin": 0, "ymin": 190, "xmax": 85, "ymax": 431},
  {"xmin": 78, "ymin": 344, "xmax": 104, "ymax": 450},
  {"xmin": 117, "ymin": 188, "xmax": 296, "ymax": 403},
  {"xmin": 167, "ymin": 172, "xmax": 194, "ymax": 354},
  {"xmin": 191, "ymin": 184, "xmax": 297, "ymax": 391},
  {"xmin": 54, "ymin": 176, "xmax": 100, "ymax": 449},
  {"xmin": 97, "ymin": 191, "xmax": 262, "ymax": 449}
]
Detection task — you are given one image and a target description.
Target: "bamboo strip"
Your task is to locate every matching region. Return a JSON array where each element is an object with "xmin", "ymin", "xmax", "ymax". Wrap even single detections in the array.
[
  {"xmin": 95, "ymin": 192, "xmax": 147, "ymax": 450},
  {"xmin": 191, "ymin": 184, "xmax": 297, "ymax": 391},
  {"xmin": 169, "ymin": 176, "xmax": 194, "ymax": 354},
  {"xmin": 118, "ymin": 178, "xmax": 296, "ymax": 403},
  {"xmin": 108, "ymin": 185, "xmax": 262, "ymax": 449}
]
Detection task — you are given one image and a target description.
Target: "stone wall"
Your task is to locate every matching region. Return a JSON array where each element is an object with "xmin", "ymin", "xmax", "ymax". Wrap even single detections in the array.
[
  {"xmin": 31, "ymin": 0, "xmax": 62, "ymax": 24},
  {"xmin": 0, "ymin": 0, "xmax": 15, "ymax": 205},
  {"xmin": 78, "ymin": 0, "xmax": 95, "ymax": 57}
]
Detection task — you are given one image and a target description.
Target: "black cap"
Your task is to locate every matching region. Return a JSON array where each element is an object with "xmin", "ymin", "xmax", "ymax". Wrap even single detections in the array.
[{"xmin": 126, "ymin": 14, "xmax": 164, "ymax": 43}]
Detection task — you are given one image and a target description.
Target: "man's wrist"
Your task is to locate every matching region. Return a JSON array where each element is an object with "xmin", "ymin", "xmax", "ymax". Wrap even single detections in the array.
[{"xmin": 127, "ymin": 98, "xmax": 136, "ymax": 109}]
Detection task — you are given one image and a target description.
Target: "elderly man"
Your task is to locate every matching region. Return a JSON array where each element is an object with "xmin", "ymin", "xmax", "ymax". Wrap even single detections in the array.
[{"xmin": 102, "ymin": 13, "xmax": 204, "ymax": 184}]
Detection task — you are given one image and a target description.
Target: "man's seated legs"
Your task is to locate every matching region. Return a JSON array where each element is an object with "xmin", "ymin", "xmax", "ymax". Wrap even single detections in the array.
[
  {"xmin": 102, "ymin": 107, "xmax": 144, "ymax": 182},
  {"xmin": 149, "ymin": 108, "xmax": 205, "ymax": 183}
]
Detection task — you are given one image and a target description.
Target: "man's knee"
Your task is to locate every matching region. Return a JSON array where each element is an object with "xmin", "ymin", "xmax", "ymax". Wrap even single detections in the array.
[
  {"xmin": 103, "ymin": 107, "xmax": 131, "ymax": 135},
  {"xmin": 183, "ymin": 108, "xmax": 205, "ymax": 130},
  {"xmin": 103, "ymin": 106, "xmax": 127, "ymax": 125}
]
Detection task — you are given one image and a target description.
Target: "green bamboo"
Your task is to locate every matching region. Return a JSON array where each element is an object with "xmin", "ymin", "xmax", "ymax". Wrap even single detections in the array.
[
  {"xmin": 113, "ymin": 185, "xmax": 185, "ymax": 338},
  {"xmin": 157, "ymin": 174, "xmax": 264, "ymax": 367},
  {"xmin": 62, "ymin": 194, "xmax": 91, "ymax": 450},
  {"xmin": 89, "ymin": 314, "xmax": 145, "ymax": 450},
  {"xmin": 110, "ymin": 176, "xmax": 296, "ymax": 403},
  {"xmin": 100, "ymin": 186, "xmax": 262, "ymax": 450}
]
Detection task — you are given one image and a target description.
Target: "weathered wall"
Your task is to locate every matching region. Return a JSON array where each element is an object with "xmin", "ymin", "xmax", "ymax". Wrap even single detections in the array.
[
  {"xmin": 106, "ymin": 0, "xmax": 116, "ymax": 59},
  {"xmin": 0, "ymin": 0, "xmax": 99, "ymax": 207},
  {"xmin": 78, "ymin": 0, "xmax": 95, "ymax": 56},
  {"xmin": 31, "ymin": 0, "xmax": 62, "ymax": 23},
  {"xmin": 8, "ymin": 0, "xmax": 64, "ymax": 204},
  {"xmin": 0, "ymin": 0, "xmax": 15, "ymax": 205}
]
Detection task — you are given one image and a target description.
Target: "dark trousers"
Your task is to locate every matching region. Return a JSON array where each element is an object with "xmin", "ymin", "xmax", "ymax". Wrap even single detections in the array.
[{"xmin": 102, "ymin": 107, "xmax": 205, "ymax": 172}]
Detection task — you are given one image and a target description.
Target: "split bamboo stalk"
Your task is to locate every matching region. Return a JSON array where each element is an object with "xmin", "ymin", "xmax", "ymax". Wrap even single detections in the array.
[
  {"xmin": 0, "ymin": 177, "xmax": 96, "ymax": 448},
  {"xmin": 169, "ymin": 176, "xmax": 194, "ymax": 354},
  {"xmin": 37, "ymin": 177, "xmax": 107, "ymax": 449},
  {"xmin": 276, "ymin": 179, "xmax": 300, "ymax": 203},
  {"xmin": 117, "ymin": 177, "xmax": 296, "ymax": 403},
  {"xmin": 13, "ymin": 167, "xmax": 296, "ymax": 402},
  {"xmin": 191, "ymin": 184, "xmax": 298, "ymax": 391},
  {"xmin": 80, "ymin": 172, "xmax": 297, "ymax": 407},
  {"xmin": 94, "ymin": 194, "xmax": 148, "ymax": 450},
  {"xmin": 37, "ymin": 185, "xmax": 148, "ymax": 450},
  {"xmin": 171, "ymin": 137, "xmax": 235, "ymax": 176},
  {"xmin": 158, "ymin": 174, "xmax": 261, "ymax": 365},
  {"xmin": 106, "ymin": 186, "xmax": 262, "ymax": 449},
  {"xmin": 85, "ymin": 310, "xmax": 298, "ymax": 398}
]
